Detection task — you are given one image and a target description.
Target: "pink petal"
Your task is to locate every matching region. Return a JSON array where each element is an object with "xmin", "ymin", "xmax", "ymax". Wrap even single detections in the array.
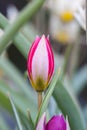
[
  {"xmin": 46, "ymin": 37, "xmax": 54, "ymax": 80},
  {"xmin": 27, "ymin": 36, "xmax": 41, "ymax": 77},
  {"xmin": 36, "ymin": 113, "xmax": 46, "ymax": 130},
  {"xmin": 32, "ymin": 35, "xmax": 49, "ymax": 82},
  {"xmin": 46, "ymin": 115, "xmax": 66, "ymax": 130}
]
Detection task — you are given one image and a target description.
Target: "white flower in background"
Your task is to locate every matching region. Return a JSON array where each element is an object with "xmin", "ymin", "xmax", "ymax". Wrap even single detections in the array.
[
  {"xmin": 49, "ymin": 14, "xmax": 80, "ymax": 43},
  {"xmin": 46, "ymin": 0, "xmax": 83, "ymax": 21},
  {"xmin": 45, "ymin": 0, "xmax": 85, "ymax": 43},
  {"xmin": 74, "ymin": 0, "xmax": 86, "ymax": 30},
  {"xmin": 7, "ymin": 4, "xmax": 18, "ymax": 23}
]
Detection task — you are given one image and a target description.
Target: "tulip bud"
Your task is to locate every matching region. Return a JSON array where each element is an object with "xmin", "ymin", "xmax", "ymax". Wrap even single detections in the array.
[
  {"xmin": 46, "ymin": 115, "xmax": 70, "ymax": 130},
  {"xmin": 36, "ymin": 113, "xmax": 70, "ymax": 130},
  {"xmin": 27, "ymin": 35, "xmax": 54, "ymax": 92}
]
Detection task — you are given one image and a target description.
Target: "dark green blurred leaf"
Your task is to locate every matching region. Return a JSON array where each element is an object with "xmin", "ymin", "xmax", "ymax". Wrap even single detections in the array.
[
  {"xmin": 0, "ymin": 90, "xmax": 12, "ymax": 114},
  {"xmin": 53, "ymin": 81, "xmax": 86, "ymax": 130}
]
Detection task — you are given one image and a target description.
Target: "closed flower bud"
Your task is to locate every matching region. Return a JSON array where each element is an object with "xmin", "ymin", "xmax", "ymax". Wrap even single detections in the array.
[
  {"xmin": 27, "ymin": 35, "xmax": 54, "ymax": 92},
  {"xmin": 36, "ymin": 113, "xmax": 70, "ymax": 130}
]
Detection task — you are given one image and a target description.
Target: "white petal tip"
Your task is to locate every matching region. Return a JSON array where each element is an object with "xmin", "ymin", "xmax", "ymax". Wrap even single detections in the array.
[
  {"xmin": 36, "ymin": 112, "xmax": 46, "ymax": 130},
  {"xmin": 66, "ymin": 116, "xmax": 71, "ymax": 130}
]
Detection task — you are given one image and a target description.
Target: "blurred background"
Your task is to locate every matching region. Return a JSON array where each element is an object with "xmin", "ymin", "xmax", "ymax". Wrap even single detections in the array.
[{"xmin": 0, "ymin": 0, "xmax": 86, "ymax": 129}]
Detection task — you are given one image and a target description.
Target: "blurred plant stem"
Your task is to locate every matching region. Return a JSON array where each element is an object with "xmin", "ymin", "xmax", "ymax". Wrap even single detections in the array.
[
  {"xmin": 60, "ymin": 44, "xmax": 73, "ymax": 80},
  {"xmin": 38, "ymin": 92, "xmax": 43, "ymax": 111},
  {"xmin": 0, "ymin": 0, "xmax": 45, "ymax": 54},
  {"xmin": 60, "ymin": 42, "xmax": 80, "ymax": 81},
  {"xmin": 68, "ymin": 43, "xmax": 80, "ymax": 78},
  {"xmin": 27, "ymin": 109, "xmax": 35, "ymax": 130}
]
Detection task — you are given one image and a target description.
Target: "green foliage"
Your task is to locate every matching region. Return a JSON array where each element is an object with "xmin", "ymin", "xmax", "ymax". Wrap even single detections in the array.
[
  {"xmin": 8, "ymin": 94, "xmax": 23, "ymax": 130},
  {"xmin": 53, "ymin": 81, "xmax": 85, "ymax": 130}
]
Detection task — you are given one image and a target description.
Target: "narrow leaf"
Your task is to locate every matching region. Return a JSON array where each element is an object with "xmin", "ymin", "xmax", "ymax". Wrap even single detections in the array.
[
  {"xmin": 0, "ymin": 58, "xmax": 37, "ymax": 118},
  {"xmin": 0, "ymin": 13, "xmax": 31, "ymax": 58},
  {"xmin": 8, "ymin": 93, "xmax": 23, "ymax": 130},
  {"xmin": 27, "ymin": 109, "xmax": 35, "ymax": 130}
]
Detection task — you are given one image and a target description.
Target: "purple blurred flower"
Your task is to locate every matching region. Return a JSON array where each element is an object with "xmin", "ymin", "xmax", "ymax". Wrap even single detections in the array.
[{"xmin": 36, "ymin": 113, "xmax": 70, "ymax": 130}]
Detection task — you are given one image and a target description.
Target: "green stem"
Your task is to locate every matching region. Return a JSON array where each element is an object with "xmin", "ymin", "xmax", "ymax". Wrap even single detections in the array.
[
  {"xmin": 60, "ymin": 44, "xmax": 73, "ymax": 81},
  {"xmin": 38, "ymin": 92, "xmax": 42, "ymax": 111},
  {"xmin": 0, "ymin": 0, "xmax": 45, "ymax": 54}
]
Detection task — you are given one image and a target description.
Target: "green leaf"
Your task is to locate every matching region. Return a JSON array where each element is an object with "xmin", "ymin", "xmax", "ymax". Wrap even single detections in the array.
[
  {"xmin": 0, "ymin": 90, "xmax": 12, "ymax": 114},
  {"xmin": 53, "ymin": 81, "xmax": 86, "ymax": 130},
  {"xmin": 21, "ymin": 23, "xmax": 37, "ymax": 42},
  {"xmin": 0, "ymin": 81, "xmax": 35, "ymax": 130},
  {"xmin": 0, "ymin": 0, "xmax": 45, "ymax": 54},
  {"xmin": 8, "ymin": 94, "xmax": 23, "ymax": 130},
  {"xmin": 0, "ymin": 13, "xmax": 31, "ymax": 58},
  {"xmin": 27, "ymin": 109, "xmax": 35, "ymax": 130},
  {"xmin": 0, "ymin": 80, "xmax": 31, "ymax": 116},
  {"xmin": 0, "ymin": 58, "xmax": 37, "ymax": 120},
  {"xmin": 35, "ymin": 70, "xmax": 60, "ymax": 125}
]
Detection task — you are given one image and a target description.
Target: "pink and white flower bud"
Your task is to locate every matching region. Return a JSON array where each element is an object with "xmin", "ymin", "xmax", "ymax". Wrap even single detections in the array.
[
  {"xmin": 36, "ymin": 113, "xmax": 70, "ymax": 130},
  {"xmin": 27, "ymin": 35, "xmax": 54, "ymax": 92}
]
